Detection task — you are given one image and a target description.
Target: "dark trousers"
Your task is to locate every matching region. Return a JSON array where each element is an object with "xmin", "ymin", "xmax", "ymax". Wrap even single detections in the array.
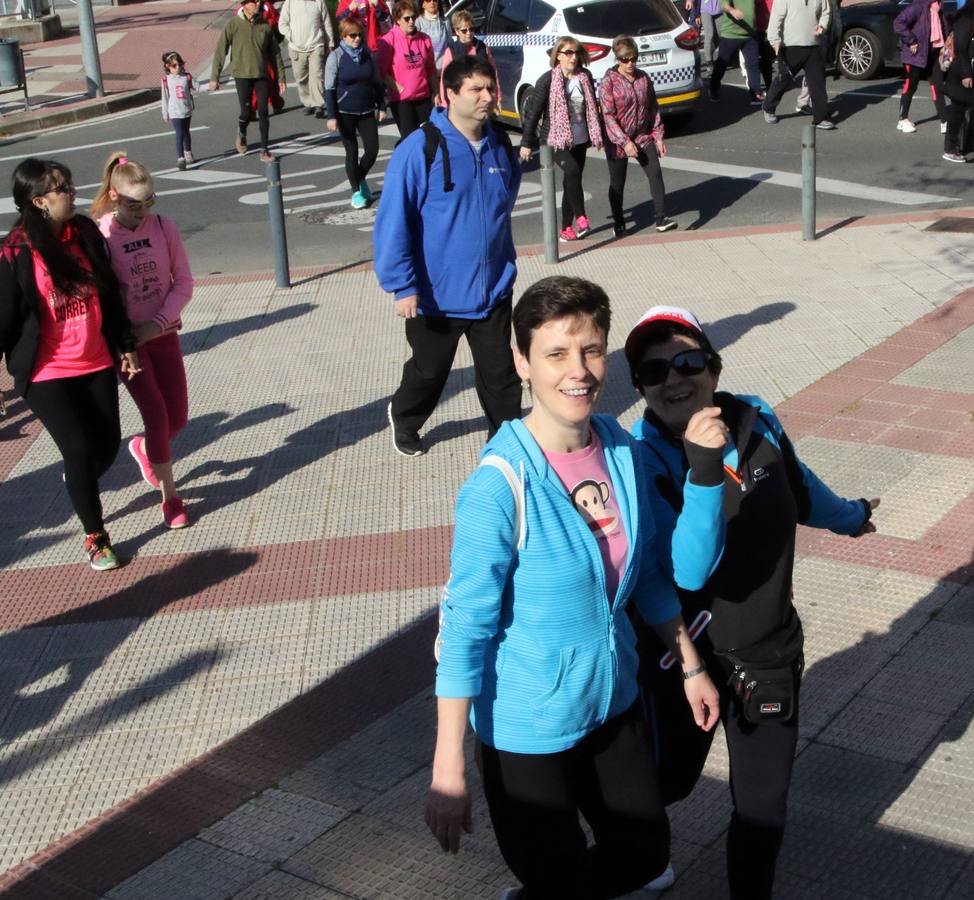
[
  {"xmin": 901, "ymin": 58, "xmax": 946, "ymax": 122},
  {"xmin": 25, "ymin": 367, "xmax": 121, "ymax": 535},
  {"xmin": 641, "ymin": 650, "xmax": 801, "ymax": 900},
  {"xmin": 390, "ymin": 96, "xmax": 432, "ymax": 140},
  {"xmin": 391, "ymin": 297, "xmax": 521, "ymax": 439},
  {"xmin": 606, "ymin": 146, "xmax": 666, "ymax": 227},
  {"xmin": 553, "ymin": 143, "xmax": 589, "ymax": 229},
  {"xmin": 477, "ymin": 703, "xmax": 670, "ymax": 900},
  {"xmin": 711, "ymin": 36, "xmax": 765, "ymax": 97},
  {"xmin": 765, "ymin": 44, "xmax": 829, "ymax": 124},
  {"xmin": 337, "ymin": 112, "xmax": 380, "ymax": 189},
  {"xmin": 235, "ymin": 77, "xmax": 270, "ymax": 150},
  {"xmin": 945, "ymin": 97, "xmax": 974, "ymax": 154},
  {"xmin": 171, "ymin": 117, "xmax": 192, "ymax": 158}
]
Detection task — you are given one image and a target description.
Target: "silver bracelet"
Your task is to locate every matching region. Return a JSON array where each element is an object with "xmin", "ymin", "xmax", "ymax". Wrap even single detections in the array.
[{"xmin": 682, "ymin": 664, "xmax": 707, "ymax": 681}]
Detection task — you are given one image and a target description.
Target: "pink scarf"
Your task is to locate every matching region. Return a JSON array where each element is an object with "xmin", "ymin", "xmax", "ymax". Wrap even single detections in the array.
[
  {"xmin": 930, "ymin": 2, "xmax": 944, "ymax": 49},
  {"xmin": 546, "ymin": 68, "xmax": 603, "ymax": 151}
]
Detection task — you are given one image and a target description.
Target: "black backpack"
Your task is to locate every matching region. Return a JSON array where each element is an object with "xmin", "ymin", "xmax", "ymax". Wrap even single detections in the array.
[{"xmin": 420, "ymin": 120, "xmax": 517, "ymax": 193}]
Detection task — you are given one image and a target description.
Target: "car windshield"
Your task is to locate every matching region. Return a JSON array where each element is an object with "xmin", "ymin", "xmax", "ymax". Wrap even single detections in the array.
[{"xmin": 562, "ymin": 0, "xmax": 682, "ymax": 38}]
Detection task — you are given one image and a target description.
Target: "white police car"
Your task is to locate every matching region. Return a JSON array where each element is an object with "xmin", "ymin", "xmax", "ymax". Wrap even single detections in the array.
[{"xmin": 444, "ymin": 0, "xmax": 702, "ymax": 123}]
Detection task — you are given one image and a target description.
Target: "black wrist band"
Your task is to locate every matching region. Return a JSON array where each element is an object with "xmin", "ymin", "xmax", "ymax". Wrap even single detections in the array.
[{"xmin": 682, "ymin": 664, "xmax": 707, "ymax": 680}]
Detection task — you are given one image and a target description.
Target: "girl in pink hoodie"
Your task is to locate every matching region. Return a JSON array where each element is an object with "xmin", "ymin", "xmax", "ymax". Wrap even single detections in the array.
[
  {"xmin": 92, "ymin": 153, "xmax": 193, "ymax": 529},
  {"xmin": 378, "ymin": 1, "xmax": 436, "ymax": 138}
]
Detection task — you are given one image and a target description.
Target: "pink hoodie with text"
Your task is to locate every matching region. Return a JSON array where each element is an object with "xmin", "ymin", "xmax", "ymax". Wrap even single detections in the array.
[{"xmin": 377, "ymin": 26, "xmax": 435, "ymax": 101}]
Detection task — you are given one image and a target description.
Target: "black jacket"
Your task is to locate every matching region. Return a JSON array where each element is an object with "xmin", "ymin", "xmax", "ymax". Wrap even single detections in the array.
[
  {"xmin": 945, "ymin": 15, "xmax": 974, "ymax": 104},
  {"xmin": 0, "ymin": 216, "xmax": 133, "ymax": 397},
  {"xmin": 519, "ymin": 66, "xmax": 598, "ymax": 150}
]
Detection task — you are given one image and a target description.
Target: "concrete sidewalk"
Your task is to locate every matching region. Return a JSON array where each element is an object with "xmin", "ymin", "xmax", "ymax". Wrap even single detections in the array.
[
  {"xmin": 0, "ymin": 0, "xmax": 230, "ymax": 135},
  {"xmin": 0, "ymin": 213, "xmax": 973, "ymax": 899}
]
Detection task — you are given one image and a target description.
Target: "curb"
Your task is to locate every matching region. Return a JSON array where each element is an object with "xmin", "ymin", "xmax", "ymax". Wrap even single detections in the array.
[{"xmin": 0, "ymin": 88, "xmax": 160, "ymax": 138}]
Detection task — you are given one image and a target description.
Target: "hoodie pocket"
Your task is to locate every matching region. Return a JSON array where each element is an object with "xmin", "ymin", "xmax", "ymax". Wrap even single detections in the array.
[{"xmin": 532, "ymin": 640, "xmax": 607, "ymax": 738}]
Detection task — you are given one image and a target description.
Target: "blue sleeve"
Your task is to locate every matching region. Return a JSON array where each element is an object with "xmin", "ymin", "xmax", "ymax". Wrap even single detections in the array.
[
  {"xmin": 435, "ymin": 468, "xmax": 516, "ymax": 698},
  {"xmin": 323, "ymin": 51, "xmax": 339, "ymax": 119},
  {"xmin": 373, "ymin": 137, "xmax": 426, "ymax": 301},
  {"xmin": 630, "ymin": 490, "xmax": 682, "ymax": 627},
  {"xmin": 636, "ymin": 442, "xmax": 724, "ymax": 592},
  {"xmin": 751, "ymin": 398, "xmax": 867, "ymax": 536}
]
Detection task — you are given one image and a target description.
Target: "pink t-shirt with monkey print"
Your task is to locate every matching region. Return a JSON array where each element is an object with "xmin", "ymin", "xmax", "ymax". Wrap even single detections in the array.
[{"xmin": 544, "ymin": 431, "xmax": 630, "ymax": 605}]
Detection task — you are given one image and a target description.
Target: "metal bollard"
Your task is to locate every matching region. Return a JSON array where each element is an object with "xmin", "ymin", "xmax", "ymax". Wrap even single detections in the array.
[
  {"xmin": 539, "ymin": 145, "xmax": 558, "ymax": 264},
  {"xmin": 266, "ymin": 157, "xmax": 291, "ymax": 288},
  {"xmin": 801, "ymin": 123, "xmax": 816, "ymax": 242},
  {"xmin": 76, "ymin": 0, "xmax": 104, "ymax": 98}
]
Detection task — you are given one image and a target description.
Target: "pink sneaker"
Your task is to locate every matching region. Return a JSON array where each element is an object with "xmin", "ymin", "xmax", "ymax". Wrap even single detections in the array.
[
  {"xmin": 559, "ymin": 226, "xmax": 578, "ymax": 242},
  {"xmin": 128, "ymin": 436, "xmax": 159, "ymax": 488},
  {"xmin": 162, "ymin": 497, "xmax": 190, "ymax": 529},
  {"xmin": 575, "ymin": 215, "xmax": 590, "ymax": 238}
]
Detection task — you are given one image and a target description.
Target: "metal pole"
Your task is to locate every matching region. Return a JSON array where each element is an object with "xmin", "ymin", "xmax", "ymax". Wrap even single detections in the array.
[
  {"xmin": 75, "ymin": 0, "xmax": 104, "ymax": 99},
  {"xmin": 539, "ymin": 145, "xmax": 558, "ymax": 264},
  {"xmin": 801, "ymin": 123, "xmax": 816, "ymax": 241},
  {"xmin": 266, "ymin": 157, "xmax": 291, "ymax": 288}
]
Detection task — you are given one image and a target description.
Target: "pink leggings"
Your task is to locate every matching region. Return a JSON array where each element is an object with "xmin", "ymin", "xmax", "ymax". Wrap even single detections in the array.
[{"xmin": 122, "ymin": 331, "xmax": 188, "ymax": 465}]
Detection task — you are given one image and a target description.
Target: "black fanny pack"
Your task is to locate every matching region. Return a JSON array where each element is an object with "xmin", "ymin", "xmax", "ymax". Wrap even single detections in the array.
[{"xmin": 715, "ymin": 615, "xmax": 804, "ymax": 725}]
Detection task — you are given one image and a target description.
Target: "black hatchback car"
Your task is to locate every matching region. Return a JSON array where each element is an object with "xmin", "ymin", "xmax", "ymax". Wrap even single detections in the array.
[{"xmin": 837, "ymin": 0, "xmax": 958, "ymax": 79}]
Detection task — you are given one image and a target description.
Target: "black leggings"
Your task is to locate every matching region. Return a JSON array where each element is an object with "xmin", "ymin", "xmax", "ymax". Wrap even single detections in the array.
[
  {"xmin": 389, "ymin": 96, "xmax": 432, "ymax": 140},
  {"xmin": 945, "ymin": 97, "xmax": 974, "ymax": 154},
  {"xmin": 337, "ymin": 112, "xmax": 380, "ymax": 189},
  {"xmin": 477, "ymin": 703, "xmax": 670, "ymax": 900},
  {"xmin": 606, "ymin": 146, "xmax": 666, "ymax": 227},
  {"xmin": 235, "ymin": 76, "xmax": 270, "ymax": 150},
  {"xmin": 641, "ymin": 648, "xmax": 801, "ymax": 900},
  {"xmin": 901, "ymin": 57, "xmax": 946, "ymax": 122},
  {"xmin": 553, "ymin": 143, "xmax": 589, "ymax": 229},
  {"xmin": 25, "ymin": 367, "xmax": 121, "ymax": 535}
]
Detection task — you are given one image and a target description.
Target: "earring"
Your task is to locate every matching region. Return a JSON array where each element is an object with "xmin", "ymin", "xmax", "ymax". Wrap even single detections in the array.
[{"xmin": 41, "ymin": 207, "xmax": 51, "ymax": 220}]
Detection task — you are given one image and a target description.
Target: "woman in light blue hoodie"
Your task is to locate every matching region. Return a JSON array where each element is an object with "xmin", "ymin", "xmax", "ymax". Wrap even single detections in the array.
[{"xmin": 426, "ymin": 276, "xmax": 721, "ymax": 899}]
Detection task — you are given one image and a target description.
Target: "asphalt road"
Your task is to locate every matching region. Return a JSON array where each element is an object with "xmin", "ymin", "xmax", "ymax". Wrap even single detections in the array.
[{"xmin": 0, "ymin": 68, "xmax": 969, "ymax": 277}]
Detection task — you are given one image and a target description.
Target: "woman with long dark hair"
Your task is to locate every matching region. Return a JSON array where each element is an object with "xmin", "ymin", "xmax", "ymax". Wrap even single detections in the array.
[
  {"xmin": 0, "ymin": 158, "xmax": 140, "ymax": 570},
  {"xmin": 519, "ymin": 36, "xmax": 604, "ymax": 243}
]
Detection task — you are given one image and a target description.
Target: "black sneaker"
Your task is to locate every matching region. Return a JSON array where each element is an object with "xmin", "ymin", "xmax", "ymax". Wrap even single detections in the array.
[
  {"xmin": 613, "ymin": 223, "xmax": 627, "ymax": 239},
  {"xmin": 303, "ymin": 107, "xmax": 316, "ymax": 116},
  {"xmin": 655, "ymin": 218, "xmax": 677, "ymax": 233},
  {"xmin": 387, "ymin": 402, "xmax": 424, "ymax": 457},
  {"xmin": 795, "ymin": 103, "xmax": 812, "ymax": 115}
]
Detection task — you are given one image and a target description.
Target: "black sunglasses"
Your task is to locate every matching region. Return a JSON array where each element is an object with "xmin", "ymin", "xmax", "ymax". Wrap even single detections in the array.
[
  {"xmin": 401, "ymin": 15, "xmax": 416, "ymax": 21},
  {"xmin": 50, "ymin": 182, "xmax": 75, "ymax": 195},
  {"xmin": 637, "ymin": 348, "xmax": 712, "ymax": 387},
  {"xmin": 617, "ymin": 55, "xmax": 637, "ymax": 63}
]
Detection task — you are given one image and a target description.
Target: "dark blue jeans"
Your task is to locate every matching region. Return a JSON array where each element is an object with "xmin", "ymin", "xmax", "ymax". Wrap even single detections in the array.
[{"xmin": 172, "ymin": 117, "xmax": 192, "ymax": 158}]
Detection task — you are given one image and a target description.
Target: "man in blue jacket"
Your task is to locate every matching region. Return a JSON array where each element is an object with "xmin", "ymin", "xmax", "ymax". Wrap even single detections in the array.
[{"xmin": 374, "ymin": 55, "xmax": 522, "ymax": 457}]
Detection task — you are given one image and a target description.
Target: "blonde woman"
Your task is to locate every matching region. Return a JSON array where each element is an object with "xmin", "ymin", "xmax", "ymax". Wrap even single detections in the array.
[
  {"xmin": 91, "ymin": 153, "xmax": 193, "ymax": 529},
  {"xmin": 519, "ymin": 36, "xmax": 603, "ymax": 242}
]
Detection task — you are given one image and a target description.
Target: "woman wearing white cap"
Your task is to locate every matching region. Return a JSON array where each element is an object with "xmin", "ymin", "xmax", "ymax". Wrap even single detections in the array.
[{"xmin": 623, "ymin": 305, "xmax": 880, "ymax": 900}]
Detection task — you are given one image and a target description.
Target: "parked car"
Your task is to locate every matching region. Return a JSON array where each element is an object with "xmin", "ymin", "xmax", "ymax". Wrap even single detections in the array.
[
  {"xmin": 837, "ymin": 0, "xmax": 958, "ymax": 80},
  {"xmin": 444, "ymin": 0, "xmax": 703, "ymax": 122}
]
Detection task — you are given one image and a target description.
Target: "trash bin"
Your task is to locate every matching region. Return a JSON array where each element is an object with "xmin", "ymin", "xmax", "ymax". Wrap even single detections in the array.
[{"xmin": 0, "ymin": 39, "xmax": 24, "ymax": 88}]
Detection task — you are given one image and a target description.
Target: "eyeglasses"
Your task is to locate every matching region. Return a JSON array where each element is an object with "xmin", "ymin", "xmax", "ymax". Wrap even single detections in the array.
[
  {"xmin": 457, "ymin": 27, "xmax": 471, "ymax": 33},
  {"xmin": 559, "ymin": 48, "xmax": 578, "ymax": 56},
  {"xmin": 49, "ymin": 182, "xmax": 75, "ymax": 195},
  {"xmin": 118, "ymin": 193, "xmax": 156, "ymax": 212},
  {"xmin": 636, "ymin": 349, "xmax": 712, "ymax": 387},
  {"xmin": 346, "ymin": 32, "xmax": 362, "ymax": 38},
  {"xmin": 617, "ymin": 55, "xmax": 636, "ymax": 63},
  {"xmin": 401, "ymin": 15, "xmax": 415, "ymax": 21}
]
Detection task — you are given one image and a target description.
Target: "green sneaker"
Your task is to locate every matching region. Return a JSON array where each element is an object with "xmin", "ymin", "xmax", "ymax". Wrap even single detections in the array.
[
  {"xmin": 358, "ymin": 179, "xmax": 372, "ymax": 203},
  {"xmin": 350, "ymin": 189, "xmax": 367, "ymax": 210},
  {"xmin": 84, "ymin": 532, "xmax": 120, "ymax": 571}
]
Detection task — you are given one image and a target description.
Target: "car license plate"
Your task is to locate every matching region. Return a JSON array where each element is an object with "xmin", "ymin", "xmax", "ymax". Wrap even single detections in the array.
[{"xmin": 638, "ymin": 50, "xmax": 667, "ymax": 66}]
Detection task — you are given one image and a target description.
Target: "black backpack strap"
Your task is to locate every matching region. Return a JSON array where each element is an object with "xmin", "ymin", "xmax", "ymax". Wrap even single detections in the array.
[{"xmin": 421, "ymin": 121, "xmax": 453, "ymax": 193}]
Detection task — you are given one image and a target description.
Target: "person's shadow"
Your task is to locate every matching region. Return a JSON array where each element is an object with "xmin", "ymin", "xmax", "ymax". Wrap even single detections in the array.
[{"xmin": 0, "ymin": 548, "xmax": 257, "ymax": 785}]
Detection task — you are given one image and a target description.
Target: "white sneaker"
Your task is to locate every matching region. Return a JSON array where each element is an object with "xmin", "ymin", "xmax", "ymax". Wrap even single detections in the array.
[
  {"xmin": 941, "ymin": 121, "xmax": 948, "ymax": 134},
  {"xmin": 897, "ymin": 119, "xmax": 916, "ymax": 133},
  {"xmin": 644, "ymin": 862, "xmax": 675, "ymax": 891}
]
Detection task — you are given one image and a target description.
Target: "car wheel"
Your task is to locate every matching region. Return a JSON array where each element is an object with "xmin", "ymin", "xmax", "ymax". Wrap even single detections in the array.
[
  {"xmin": 517, "ymin": 87, "xmax": 534, "ymax": 128},
  {"xmin": 838, "ymin": 28, "xmax": 882, "ymax": 80}
]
